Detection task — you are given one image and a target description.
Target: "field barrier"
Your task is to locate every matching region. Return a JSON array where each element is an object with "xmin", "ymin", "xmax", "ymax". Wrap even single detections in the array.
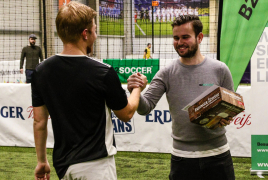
[{"xmin": 0, "ymin": 83, "xmax": 251, "ymax": 157}]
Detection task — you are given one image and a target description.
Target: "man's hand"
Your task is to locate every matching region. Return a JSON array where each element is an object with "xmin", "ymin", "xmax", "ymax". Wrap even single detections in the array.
[
  {"xmin": 20, "ymin": 69, "xmax": 23, "ymax": 74},
  {"xmin": 127, "ymin": 73, "xmax": 147, "ymax": 93},
  {"xmin": 140, "ymin": 74, "xmax": 148, "ymax": 91},
  {"xmin": 211, "ymin": 117, "xmax": 233, "ymax": 130},
  {"xmin": 218, "ymin": 117, "xmax": 232, "ymax": 128},
  {"xmin": 35, "ymin": 161, "xmax": 50, "ymax": 180}
]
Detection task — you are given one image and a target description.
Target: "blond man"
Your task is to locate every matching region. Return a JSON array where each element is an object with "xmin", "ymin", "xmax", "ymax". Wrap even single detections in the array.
[{"xmin": 32, "ymin": 2, "xmax": 146, "ymax": 180}]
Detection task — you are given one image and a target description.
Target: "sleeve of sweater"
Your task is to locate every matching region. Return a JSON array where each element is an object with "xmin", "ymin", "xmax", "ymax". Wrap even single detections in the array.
[
  {"xmin": 20, "ymin": 47, "xmax": 26, "ymax": 69},
  {"xmin": 220, "ymin": 62, "xmax": 234, "ymax": 92},
  {"xmin": 137, "ymin": 68, "xmax": 167, "ymax": 115}
]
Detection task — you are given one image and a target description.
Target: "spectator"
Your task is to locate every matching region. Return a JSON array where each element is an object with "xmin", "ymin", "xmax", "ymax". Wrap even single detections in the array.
[{"xmin": 20, "ymin": 34, "xmax": 43, "ymax": 83}]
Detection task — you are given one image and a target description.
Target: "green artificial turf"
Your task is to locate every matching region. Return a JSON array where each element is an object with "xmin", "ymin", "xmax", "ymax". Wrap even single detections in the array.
[{"xmin": 0, "ymin": 146, "xmax": 264, "ymax": 179}]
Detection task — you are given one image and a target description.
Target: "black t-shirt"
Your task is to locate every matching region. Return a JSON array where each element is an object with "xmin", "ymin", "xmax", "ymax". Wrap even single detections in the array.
[{"xmin": 31, "ymin": 55, "xmax": 128, "ymax": 179}]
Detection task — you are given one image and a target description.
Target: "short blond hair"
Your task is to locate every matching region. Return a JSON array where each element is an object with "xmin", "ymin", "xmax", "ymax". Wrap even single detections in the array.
[{"xmin": 56, "ymin": 1, "xmax": 97, "ymax": 43}]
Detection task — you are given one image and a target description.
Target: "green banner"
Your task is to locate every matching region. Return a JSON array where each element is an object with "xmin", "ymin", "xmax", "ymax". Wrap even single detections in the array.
[
  {"xmin": 251, "ymin": 135, "xmax": 268, "ymax": 170},
  {"xmin": 103, "ymin": 59, "xmax": 159, "ymax": 83},
  {"xmin": 220, "ymin": 0, "xmax": 268, "ymax": 91}
]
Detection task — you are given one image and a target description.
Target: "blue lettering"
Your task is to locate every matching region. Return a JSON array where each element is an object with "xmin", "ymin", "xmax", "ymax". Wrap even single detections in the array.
[
  {"xmin": 112, "ymin": 119, "xmax": 118, "ymax": 132},
  {"xmin": 0, "ymin": 106, "xmax": 25, "ymax": 120},
  {"xmin": 164, "ymin": 110, "xmax": 172, "ymax": 122},
  {"xmin": 117, "ymin": 119, "xmax": 125, "ymax": 132},
  {"xmin": 1, "ymin": 106, "xmax": 8, "ymax": 118},
  {"xmin": 112, "ymin": 115, "xmax": 134, "ymax": 134},
  {"xmin": 9, "ymin": 107, "xmax": 15, "ymax": 118},
  {"xmin": 125, "ymin": 120, "xmax": 132, "ymax": 132},
  {"xmin": 154, "ymin": 110, "xmax": 164, "ymax": 124},
  {"xmin": 111, "ymin": 112, "xmax": 117, "ymax": 118},
  {"xmin": 145, "ymin": 110, "xmax": 172, "ymax": 124},
  {"xmin": 145, "ymin": 113, "xmax": 153, "ymax": 122},
  {"xmin": 16, "ymin": 107, "xmax": 25, "ymax": 120}
]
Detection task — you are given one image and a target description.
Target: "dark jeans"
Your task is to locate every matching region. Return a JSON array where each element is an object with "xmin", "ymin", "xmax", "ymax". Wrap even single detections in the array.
[
  {"xmin": 25, "ymin": 69, "xmax": 34, "ymax": 83},
  {"xmin": 169, "ymin": 150, "xmax": 235, "ymax": 180}
]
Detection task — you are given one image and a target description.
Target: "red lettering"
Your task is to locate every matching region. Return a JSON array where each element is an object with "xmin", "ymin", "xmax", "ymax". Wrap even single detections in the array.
[
  {"xmin": 232, "ymin": 113, "xmax": 251, "ymax": 129},
  {"xmin": 27, "ymin": 106, "xmax": 51, "ymax": 119},
  {"xmin": 27, "ymin": 106, "xmax": 34, "ymax": 119},
  {"xmin": 233, "ymin": 115, "xmax": 244, "ymax": 125},
  {"xmin": 237, "ymin": 114, "xmax": 251, "ymax": 129}
]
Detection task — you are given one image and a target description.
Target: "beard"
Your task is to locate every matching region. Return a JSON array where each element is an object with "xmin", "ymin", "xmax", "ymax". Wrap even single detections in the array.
[
  {"xmin": 176, "ymin": 39, "xmax": 198, "ymax": 58},
  {"xmin": 30, "ymin": 42, "xmax": 35, "ymax": 46}
]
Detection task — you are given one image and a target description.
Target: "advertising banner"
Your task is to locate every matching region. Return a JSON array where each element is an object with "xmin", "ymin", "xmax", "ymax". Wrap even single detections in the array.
[
  {"xmin": 0, "ymin": 84, "xmax": 252, "ymax": 157},
  {"xmin": 0, "ymin": 60, "xmax": 26, "ymax": 83},
  {"xmin": 250, "ymin": 26, "xmax": 268, "ymax": 175},
  {"xmin": 103, "ymin": 59, "xmax": 159, "ymax": 83},
  {"xmin": 251, "ymin": 135, "xmax": 268, "ymax": 171},
  {"xmin": 219, "ymin": 0, "xmax": 268, "ymax": 91},
  {"xmin": 0, "ymin": 84, "xmax": 54, "ymax": 147}
]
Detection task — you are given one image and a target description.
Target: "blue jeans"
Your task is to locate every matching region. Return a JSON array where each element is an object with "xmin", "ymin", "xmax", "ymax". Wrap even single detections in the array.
[
  {"xmin": 25, "ymin": 69, "xmax": 34, "ymax": 83},
  {"xmin": 169, "ymin": 150, "xmax": 235, "ymax": 180}
]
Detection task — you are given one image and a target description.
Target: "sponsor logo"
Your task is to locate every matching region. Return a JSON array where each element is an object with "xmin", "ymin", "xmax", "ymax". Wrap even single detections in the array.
[
  {"xmin": 114, "ymin": 66, "xmax": 153, "ymax": 74},
  {"xmin": 199, "ymin": 83, "xmax": 214, "ymax": 86},
  {"xmin": 111, "ymin": 112, "xmax": 135, "ymax": 134},
  {"xmin": 0, "ymin": 106, "xmax": 25, "ymax": 120},
  {"xmin": 0, "ymin": 69, "xmax": 21, "ymax": 76},
  {"xmin": 238, "ymin": 0, "xmax": 259, "ymax": 20},
  {"xmin": 257, "ymin": 163, "xmax": 268, "ymax": 167},
  {"xmin": 257, "ymin": 142, "xmax": 268, "ymax": 146},
  {"xmin": 145, "ymin": 110, "xmax": 171, "ymax": 124},
  {"xmin": 231, "ymin": 111, "xmax": 251, "ymax": 129}
]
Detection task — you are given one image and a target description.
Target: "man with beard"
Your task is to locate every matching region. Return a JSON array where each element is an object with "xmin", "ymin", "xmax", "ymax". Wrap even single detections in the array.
[
  {"xmin": 127, "ymin": 15, "xmax": 235, "ymax": 180},
  {"xmin": 32, "ymin": 2, "xmax": 146, "ymax": 180},
  {"xmin": 20, "ymin": 34, "xmax": 43, "ymax": 83}
]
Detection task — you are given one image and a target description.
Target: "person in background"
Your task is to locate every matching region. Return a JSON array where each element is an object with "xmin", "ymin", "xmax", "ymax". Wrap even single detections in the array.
[
  {"xmin": 143, "ymin": 43, "xmax": 152, "ymax": 60},
  {"xmin": 20, "ymin": 34, "xmax": 43, "ymax": 83}
]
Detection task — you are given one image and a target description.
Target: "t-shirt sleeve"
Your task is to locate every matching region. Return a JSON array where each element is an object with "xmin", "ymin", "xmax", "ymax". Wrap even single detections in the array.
[
  {"xmin": 103, "ymin": 67, "xmax": 128, "ymax": 110},
  {"xmin": 31, "ymin": 70, "xmax": 45, "ymax": 107},
  {"xmin": 144, "ymin": 49, "xmax": 147, "ymax": 53}
]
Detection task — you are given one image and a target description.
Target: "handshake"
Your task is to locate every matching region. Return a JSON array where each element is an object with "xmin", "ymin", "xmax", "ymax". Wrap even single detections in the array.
[
  {"xmin": 127, "ymin": 72, "xmax": 148, "ymax": 93},
  {"xmin": 127, "ymin": 73, "xmax": 232, "ymax": 130}
]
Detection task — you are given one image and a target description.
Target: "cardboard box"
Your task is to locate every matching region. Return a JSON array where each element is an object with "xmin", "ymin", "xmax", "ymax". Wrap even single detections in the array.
[{"xmin": 184, "ymin": 85, "xmax": 245, "ymax": 129}]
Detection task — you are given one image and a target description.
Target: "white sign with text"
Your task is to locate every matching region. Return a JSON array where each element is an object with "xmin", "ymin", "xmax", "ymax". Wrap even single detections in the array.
[{"xmin": 0, "ymin": 84, "xmax": 252, "ymax": 156}]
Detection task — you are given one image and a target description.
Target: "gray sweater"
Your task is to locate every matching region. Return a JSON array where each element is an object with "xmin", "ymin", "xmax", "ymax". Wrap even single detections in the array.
[{"xmin": 138, "ymin": 56, "xmax": 234, "ymax": 152}]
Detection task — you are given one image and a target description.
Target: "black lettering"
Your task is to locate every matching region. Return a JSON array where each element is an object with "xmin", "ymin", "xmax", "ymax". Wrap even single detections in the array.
[
  {"xmin": 114, "ymin": 67, "xmax": 119, "ymax": 73},
  {"xmin": 257, "ymin": 142, "xmax": 268, "ymax": 146},
  {"xmin": 238, "ymin": 4, "xmax": 252, "ymax": 20},
  {"xmin": 251, "ymin": 0, "xmax": 259, "ymax": 8}
]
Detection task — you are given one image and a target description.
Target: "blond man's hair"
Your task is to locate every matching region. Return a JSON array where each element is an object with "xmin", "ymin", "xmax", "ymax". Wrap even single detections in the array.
[{"xmin": 56, "ymin": 1, "xmax": 97, "ymax": 43}]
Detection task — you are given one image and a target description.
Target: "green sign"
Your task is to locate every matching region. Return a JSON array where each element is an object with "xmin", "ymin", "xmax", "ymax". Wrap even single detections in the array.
[
  {"xmin": 103, "ymin": 59, "xmax": 159, "ymax": 83},
  {"xmin": 251, "ymin": 135, "xmax": 268, "ymax": 170},
  {"xmin": 220, "ymin": 0, "xmax": 268, "ymax": 91}
]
